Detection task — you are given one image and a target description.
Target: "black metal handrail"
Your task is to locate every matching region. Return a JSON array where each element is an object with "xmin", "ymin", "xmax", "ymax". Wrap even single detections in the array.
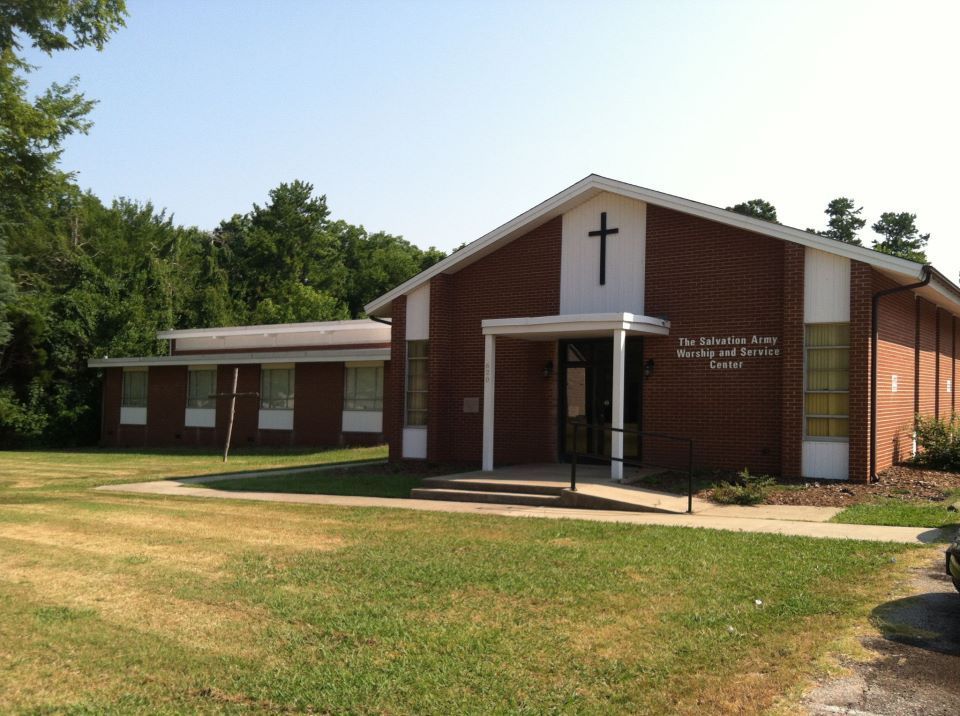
[{"xmin": 568, "ymin": 421, "xmax": 695, "ymax": 514}]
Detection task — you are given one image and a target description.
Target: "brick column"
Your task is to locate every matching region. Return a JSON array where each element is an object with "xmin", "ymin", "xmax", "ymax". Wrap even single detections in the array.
[
  {"xmin": 427, "ymin": 275, "xmax": 453, "ymax": 462},
  {"xmin": 848, "ymin": 261, "xmax": 872, "ymax": 482},
  {"xmin": 780, "ymin": 244, "xmax": 804, "ymax": 478}
]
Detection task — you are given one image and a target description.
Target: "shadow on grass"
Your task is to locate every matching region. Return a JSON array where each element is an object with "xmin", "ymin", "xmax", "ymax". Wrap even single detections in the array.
[
  {"xmin": 162, "ymin": 457, "xmax": 387, "ymax": 485},
  {"xmin": 192, "ymin": 462, "xmax": 471, "ymax": 500}
]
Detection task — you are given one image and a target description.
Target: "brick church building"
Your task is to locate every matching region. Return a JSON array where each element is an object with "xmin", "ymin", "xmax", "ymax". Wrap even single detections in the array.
[{"xmin": 93, "ymin": 175, "xmax": 960, "ymax": 482}]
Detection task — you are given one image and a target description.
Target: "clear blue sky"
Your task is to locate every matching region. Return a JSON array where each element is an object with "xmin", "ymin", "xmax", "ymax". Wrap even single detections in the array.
[{"xmin": 23, "ymin": 0, "xmax": 960, "ymax": 278}]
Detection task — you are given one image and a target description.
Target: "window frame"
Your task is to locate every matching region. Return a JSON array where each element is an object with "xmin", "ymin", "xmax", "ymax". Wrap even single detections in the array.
[
  {"xmin": 344, "ymin": 364, "xmax": 384, "ymax": 412},
  {"xmin": 260, "ymin": 365, "xmax": 295, "ymax": 411},
  {"xmin": 121, "ymin": 368, "xmax": 148, "ymax": 408},
  {"xmin": 186, "ymin": 367, "xmax": 217, "ymax": 410},
  {"xmin": 405, "ymin": 340, "xmax": 428, "ymax": 428},
  {"xmin": 803, "ymin": 322, "xmax": 850, "ymax": 442}
]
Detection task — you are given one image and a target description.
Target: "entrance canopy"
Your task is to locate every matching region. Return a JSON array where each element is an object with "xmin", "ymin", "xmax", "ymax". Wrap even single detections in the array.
[
  {"xmin": 480, "ymin": 313, "xmax": 670, "ymax": 480},
  {"xmin": 481, "ymin": 312, "xmax": 670, "ymax": 340}
]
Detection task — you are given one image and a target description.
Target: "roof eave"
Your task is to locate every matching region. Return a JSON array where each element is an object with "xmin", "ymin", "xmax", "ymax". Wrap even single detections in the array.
[{"xmin": 364, "ymin": 174, "xmax": 936, "ymax": 316}]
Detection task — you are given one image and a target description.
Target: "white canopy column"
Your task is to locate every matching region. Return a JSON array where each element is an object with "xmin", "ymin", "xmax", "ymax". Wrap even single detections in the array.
[
  {"xmin": 482, "ymin": 334, "xmax": 496, "ymax": 471},
  {"xmin": 611, "ymin": 328, "xmax": 626, "ymax": 482}
]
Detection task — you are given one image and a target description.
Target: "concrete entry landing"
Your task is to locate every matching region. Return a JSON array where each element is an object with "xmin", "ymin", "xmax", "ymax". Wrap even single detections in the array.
[{"xmin": 411, "ymin": 463, "xmax": 711, "ymax": 514}]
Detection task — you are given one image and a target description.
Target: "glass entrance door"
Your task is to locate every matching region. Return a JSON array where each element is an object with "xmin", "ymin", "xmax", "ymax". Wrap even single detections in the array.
[{"xmin": 560, "ymin": 338, "xmax": 643, "ymax": 462}]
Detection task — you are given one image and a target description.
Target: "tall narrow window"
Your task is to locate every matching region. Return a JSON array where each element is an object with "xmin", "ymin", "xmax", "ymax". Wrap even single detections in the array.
[
  {"xmin": 261, "ymin": 366, "xmax": 294, "ymax": 410},
  {"xmin": 186, "ymin": 367, "xmax": 217, "ymax": 409},
  {"xmin": 405, "ymin": 341, "xmax": 428, "ymax": 426},
  {"xmin": 121, "ymin": 369, "xmax": 148, "ymax": 408},
  {"xmin": 345, "ymin": 365, "xmax": 383, "ymax": 411},
  {"xmin": 804, "ymin": 323, "xmax": 849, "ymax": 439}
]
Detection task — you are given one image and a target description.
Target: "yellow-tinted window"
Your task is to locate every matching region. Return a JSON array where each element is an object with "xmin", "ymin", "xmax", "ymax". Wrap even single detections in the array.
[
  {"xmin": 805, "ymin": 324, "xmax": 849, "ymax": 440},
  {"xmin": 406, "ymin": 341, "xmax": 428, "ymax": 426}
]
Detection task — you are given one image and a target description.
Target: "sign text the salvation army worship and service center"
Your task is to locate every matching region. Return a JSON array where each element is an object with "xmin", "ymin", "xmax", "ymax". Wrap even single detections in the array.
[{"xmin": 676, "ymin": 335, "xmax": 781, "ymax": 370}]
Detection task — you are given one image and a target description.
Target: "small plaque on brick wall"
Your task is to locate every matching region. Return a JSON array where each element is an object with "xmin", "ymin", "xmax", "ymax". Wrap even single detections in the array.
[{"xmin": 463, "ymin": 397, "xmax": 480, "ymax": 413}]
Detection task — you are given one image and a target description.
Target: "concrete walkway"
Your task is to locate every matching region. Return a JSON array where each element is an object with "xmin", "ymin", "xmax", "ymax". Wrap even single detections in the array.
[{"xmin": 96, "ymin": 470, "xmax": 945, "ymax": 545}]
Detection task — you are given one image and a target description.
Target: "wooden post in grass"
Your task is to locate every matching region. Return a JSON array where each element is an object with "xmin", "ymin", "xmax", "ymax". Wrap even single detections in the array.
[{"xmin": 211, "ymin": 368, "xmax": 259, "ymax": 463}]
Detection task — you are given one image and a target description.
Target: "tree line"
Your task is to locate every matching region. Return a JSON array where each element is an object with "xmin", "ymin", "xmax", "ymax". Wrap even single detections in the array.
[
  {"xmin": 0, "ymin": 3, "xmax": 442, "ymax": 446},
  {"xmin": 726, "ymin": 197, "xmax": 931, "ymax": 264}
]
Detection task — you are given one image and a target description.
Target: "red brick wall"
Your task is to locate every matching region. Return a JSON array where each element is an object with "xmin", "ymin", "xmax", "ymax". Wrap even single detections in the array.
[
  {"xmin": 950, "ymin": 316, "xmax": 957, "ymax": 414},
  {"xmin": 848, "ymin": 261, "xmax": 872, "ymax": 482},
  {"xmin": 292, "ymin": 362, "xmax": 345, "ymax": 445},
  {"xmin": 100, "ymin": 361, "xmax": 384, "ymax": 449},
  {"xmin": 873, "ymin": 272, "xmax": 918, "ymax": 471},
  {"xmin": 937, "ymin": 308, "xmax": 952, "ymax": 418},
  {"xmin": 917, "ymin": 299, "xmax": 937, "ymax": 419},
  {"xmin": 145, "ymin": 366, "xmax": 188, "ymax": 446},
  {"xmin": 425, "ymin": 218, "xmax": 562, "ymax": 465},
  {"xmin": 643, "ymin": 205, "xmax": 786, "ymax": 475},
  {"xmin": 781, "ymin": 244, "xmax": 805, "ymax": 478}
]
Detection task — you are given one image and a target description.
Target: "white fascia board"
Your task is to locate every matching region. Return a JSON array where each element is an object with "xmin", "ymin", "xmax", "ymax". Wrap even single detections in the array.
[
  {"xmin": 157, "ymin": 319, "xmax": 389, "ymax": 340},
  {"xmin": 365, "ymin": 174, "xmax": 939, "ymax": 317},
  {"xmin": 481, "ymin": 313, "xmax": 670, "ymax": 337},
  {"xmin": 88, "ymin": 348, "xmax": 390, "ymax": 369},
  {"xmin": 585, "ymin": 176, "xmax": 928, "ymax": 280},
  {"xmin": 364, "ymin": 176, "xmax": 603, "ymax": 316}
]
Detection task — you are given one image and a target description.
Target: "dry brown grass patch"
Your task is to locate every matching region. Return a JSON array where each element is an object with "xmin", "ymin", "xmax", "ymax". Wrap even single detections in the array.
[{"xmin": 0, "ymin": 556, "xmax": 270, "ymax": 659}]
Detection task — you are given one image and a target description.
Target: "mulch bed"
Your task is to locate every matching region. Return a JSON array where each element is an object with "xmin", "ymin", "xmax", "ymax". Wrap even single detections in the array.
[
  {"xmin": 643, "ymin": 464, "xmax": 960, "ymax": 508},
  {"xmin": 763, "ymin": 465, "xmax": 960, "ymax": 507}
]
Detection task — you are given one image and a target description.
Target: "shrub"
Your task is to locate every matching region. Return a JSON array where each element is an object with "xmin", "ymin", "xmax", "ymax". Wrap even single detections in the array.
[
  {"xmin": 913, "ymin": 414, "xmax": 960, "ymax": 471},
  {"xmin": 712, "ymin": 468, "xmax": 776, "ymax": 506}
]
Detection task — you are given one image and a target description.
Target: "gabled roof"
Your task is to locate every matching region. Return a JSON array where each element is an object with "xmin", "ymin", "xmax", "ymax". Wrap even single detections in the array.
[{"xmin": 365, "ymin": 174, "xmax": 960, "ymax": 317}]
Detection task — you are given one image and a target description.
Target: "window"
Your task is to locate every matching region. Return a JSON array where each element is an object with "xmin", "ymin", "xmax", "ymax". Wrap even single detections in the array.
[
  {"xmin": 405, "ymin": 341, "xmax": 428, "ymax": 426},
  {"xmin": 121, "ymin": 369, "xmax": 148, "ymax": 408},
  {"xmin": 261, "ymin": 366, "xmax": 294, "ymax": 410},
  {"xmin": 345, "ymin": 365, "xmax": 383, "ymax": 411},
  {"xmin": 804, "ymin": 323, "xmax": 849, "ymax": 439},
  {"xmin": 186, "ymin": 367, "xmax": 217, "ymax": 409}
]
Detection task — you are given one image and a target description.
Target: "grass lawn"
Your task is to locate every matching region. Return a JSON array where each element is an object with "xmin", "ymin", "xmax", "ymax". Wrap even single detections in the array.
[
  {"xmin": 0, "ymin": 444, "xmax": 388, "ymax": 494},
  {"xmin": 832, "ymin": 489, "xmax": 960, "ymax": 529},
  {"xmin": 0, "ymin": 448, "xmax": 928, "ymax": 714}
]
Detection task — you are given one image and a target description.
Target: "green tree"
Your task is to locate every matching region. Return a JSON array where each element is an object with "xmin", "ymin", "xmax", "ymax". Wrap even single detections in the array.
[
  {"xmin": 0, "ymin": 0, "xmax": 127, "ymax": 224},
  {"xmin": 337, "ymin": 221, "xmax": 444, "ymax": 317},
  {"xmin": 871, "ymin": 212, "xmax": 929, "ymax": 263},
  {"xmin": 725, "ymin": 199, "xmax": 778, "ymax": 222},
  {"xmin": 814, "ymin": 197, "xmax": 865, "ymax": 245},
  {"xmin": 219, "ymin": 181, "xmax": 349, "ymax": 323},
  {"xmin": 0, "ymin": 0, "xmax": 127, "ymax": 362},
  {"xmin": 1, "ymin": 1, "xmax": 127, "ymax": 54}
]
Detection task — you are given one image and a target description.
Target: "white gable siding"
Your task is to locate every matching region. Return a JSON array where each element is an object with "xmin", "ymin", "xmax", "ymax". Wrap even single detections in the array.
[
  {"xmin": 804, "ymin": 249, "xmax": 851, "ymax": 323},
  {"xmin": 801, "ymin": 247, "xmax": 852, "ymax": 480},
  {"xmin": 560, "ymin": 192, "xmax": 646, "ymax": 315},
  {"xmin": 405, "ymin": 283, "xmax": 430, "ymax": 341},
  {"xmin": 403, "ymin": 282, "xmax": 429, "ymax": 458}
]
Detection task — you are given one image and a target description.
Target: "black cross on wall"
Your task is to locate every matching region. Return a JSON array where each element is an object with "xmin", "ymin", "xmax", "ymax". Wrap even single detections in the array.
[{"xmin": 588, "ymin": 211, "xmax": 619, "ymax": 285}]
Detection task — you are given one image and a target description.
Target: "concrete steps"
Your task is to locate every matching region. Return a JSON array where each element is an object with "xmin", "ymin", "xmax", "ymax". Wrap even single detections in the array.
[
  {"xmin": 410, "ymin": 487, "xmax": 561, "ymax": 507},
  {"xmin": 419, "ymin": 476, "xmax": 564, "ymax": 496},
  {"xmin": 412, "ymin": 470, "xmax": 693, "ymax": 514}
]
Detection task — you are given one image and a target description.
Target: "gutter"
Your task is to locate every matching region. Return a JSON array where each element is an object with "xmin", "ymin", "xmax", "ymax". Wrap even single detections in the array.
[{"xmin": 870, "ymin": 265, "xmax": 932, "ymax": 482}]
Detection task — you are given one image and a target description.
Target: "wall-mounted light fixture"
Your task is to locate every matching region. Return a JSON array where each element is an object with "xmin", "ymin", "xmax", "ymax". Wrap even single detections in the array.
[
  {"xmin": 644, "ymin": 359, "xmax": 655, "ymax": 378},
  {"xmin": 543, "ymin": 360, "xmax": 554, "ymax": 378}
]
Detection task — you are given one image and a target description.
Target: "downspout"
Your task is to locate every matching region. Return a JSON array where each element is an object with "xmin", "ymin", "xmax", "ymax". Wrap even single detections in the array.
[
  {"xmin": 368, "ymin": 316, "xmax": 392, "ymax": 326},
  {"xmin": 870, "ymin": 265, "xmax": 932, "ymax": 482}
]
